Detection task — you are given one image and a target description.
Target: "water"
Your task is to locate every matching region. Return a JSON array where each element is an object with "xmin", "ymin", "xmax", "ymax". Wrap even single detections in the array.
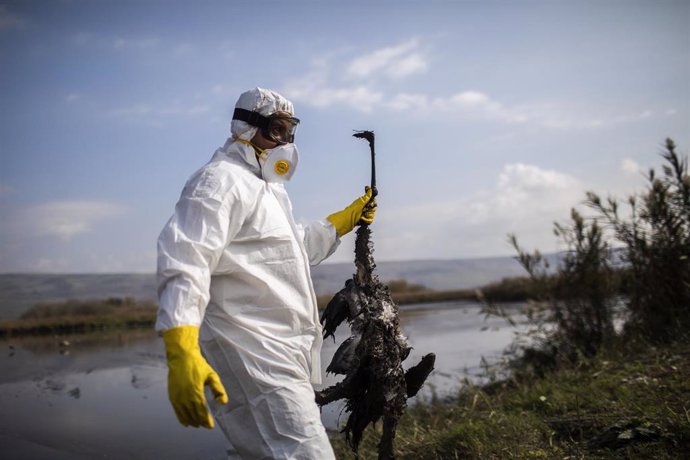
[{"xmin": 0, "ymin": 302, "xmax": 524, "ymax": 459}]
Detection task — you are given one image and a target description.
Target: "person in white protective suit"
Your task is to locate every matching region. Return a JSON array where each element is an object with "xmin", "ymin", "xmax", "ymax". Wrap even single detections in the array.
[{"xmin": 155, "ymin": 87, "xmax": 376, "ymax": 459}]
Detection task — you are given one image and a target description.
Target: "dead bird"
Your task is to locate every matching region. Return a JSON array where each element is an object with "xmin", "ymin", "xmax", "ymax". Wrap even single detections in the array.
[{"xmin": 316, "ymin": 222, "xmax": 435, "ymax": 459}]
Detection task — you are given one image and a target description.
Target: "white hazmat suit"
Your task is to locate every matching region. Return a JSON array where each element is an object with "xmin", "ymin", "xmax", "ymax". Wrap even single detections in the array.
[{"xmin": 156, "ymin": 88, "xmax": 339, "ymax": 459}]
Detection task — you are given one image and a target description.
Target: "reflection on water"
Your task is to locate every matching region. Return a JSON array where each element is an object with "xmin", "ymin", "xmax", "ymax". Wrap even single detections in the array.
[
  {"xmin": 0, "ymin": 302, "xmax": 524, "ymax": 459},
  {"xmin": 0, "ymin": 329, "xmax": 228, "ymax": 459}
]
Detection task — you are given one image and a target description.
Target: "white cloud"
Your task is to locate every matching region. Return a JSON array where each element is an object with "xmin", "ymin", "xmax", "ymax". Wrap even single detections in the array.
[
  {"xmin": 497, "ymin": 163, "xmax": 578, "ymax": 194},
  {"xmin": 24, "ymin": 201, "xmax": 126, "ymax": 240},
  {"xmin": 450, "ymin": 91, "xmax": 491, "ymax": 107},
  {"xmin": 113, "ymin": 36, "xmax": 159, "ymax": 50},
  {"xmin": 347, "ymin": 39, "xmax": 428, "ymax": 80},
  {"xmin": 522, "ymin": 104, "xmax": 661, "ymax": 130},
  {"xmin": 0, "ymin": 5, "xmax": 25, "ymax": 31},
  {"xmin": 309, "ymin": 86, "xmax": 383, "ymax": 111},
  {"xmin": 282, "ymin": 41, "xmax": 661, "ymax": 131},
  {"xmin": 387, "ymin": 53, "xmax": 428, "ymax": 79},
  {"xmin": 446, "ymin": 91, "xmax": 528, "ymax": 123},
  {"xmin": 385, "ymin": 90, "xmax": 528, "ymax": 124},
  {"xmin": 370, "ymin": 164, "xmax": 586, "ymax": 260},
  {"xmin": 65, "ymin": 93, "xmax": 81, "ymax": 103},
  {"xmin": 383, "ymin": 91, "xmax": 660, "ymax": 129},
  {"xmin": 1, "ymin": 201, "xmax": 126, "ymax": 247},
  {"xmin": 282, "ymin": 41, "xmax": 526, "ymax": 118},
  {"xmin": 621, "ymin": 158, "xmax": 640, "ymax": 175},
  {"xmin": 283, "ymin": 71, "xmax": 383, "ymax": 112},
  {"xmin": 386, "ymin": 93, "xmax": 429, "ymax": 112},
  {"xmin": 474, "ymin": 163, "xmax": 582, "ymax": 229},
  {"xmin": 291, "ymin": 67, "xmax": 662, "ymax": 129}
]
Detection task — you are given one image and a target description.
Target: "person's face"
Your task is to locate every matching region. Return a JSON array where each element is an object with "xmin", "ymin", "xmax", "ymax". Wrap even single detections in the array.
[
  {"xmin": 250, "ymin": 111, "xmax": 298, "ymax": 150},
  {"xmin": 250, "ymin": 128, "xmax": 279, "ymax": 150}
]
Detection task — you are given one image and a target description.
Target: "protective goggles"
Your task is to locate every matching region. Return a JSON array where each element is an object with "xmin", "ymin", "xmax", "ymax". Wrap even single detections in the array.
[{"xmin": 233, "ymin": 108, "xmax": 300, "ymax": 145}]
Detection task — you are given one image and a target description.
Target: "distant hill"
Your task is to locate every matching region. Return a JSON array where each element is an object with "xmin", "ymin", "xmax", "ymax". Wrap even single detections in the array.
[{"xmin": 0, "ymin": 254, "xmax": 554, "ymax": 320}]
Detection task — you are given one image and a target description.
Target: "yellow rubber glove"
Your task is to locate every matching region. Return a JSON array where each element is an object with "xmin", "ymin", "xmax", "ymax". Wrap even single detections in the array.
[
  {"xmin": 162, "ymin": 325, "xmax": 228, "ymax": 429},
  {"xmin": 327, "ymin": 186, "xmax": 377, "ymax": 237}
]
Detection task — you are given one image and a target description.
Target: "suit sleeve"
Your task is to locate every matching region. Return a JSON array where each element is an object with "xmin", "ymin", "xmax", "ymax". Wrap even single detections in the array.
[
  {"xmin": 155, "ymin": 167, "xmax": 246, "ymax": 332},
  {"xmin": 302, "ymin": 220, "xmax": 340, "ymax": 266}
]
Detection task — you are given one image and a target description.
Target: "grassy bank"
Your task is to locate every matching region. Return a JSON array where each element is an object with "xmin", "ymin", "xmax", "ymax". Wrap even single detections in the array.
[
  {"xmin": 1, "ymin": 277, "xmax": 532, "ymax": 338},
  {"xmin": 329, "ymin": 338, "xmax": 690, "ymax": 459},
  {"xmin": 317, "ymin": 276, "xmax": 532, "ymax": 308},
  {"xmin": 0, "ymin": 297, "xmax": 157, "ymax": 337}
]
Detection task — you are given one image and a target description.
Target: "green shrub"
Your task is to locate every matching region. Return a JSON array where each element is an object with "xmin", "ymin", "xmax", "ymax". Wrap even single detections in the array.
[
  {"xmin": 505, "ymin": 139, "xmax": 689, "ymax": 367},
  {"xmin": 509, "ymin": 207, "xmax": 617, "ymax": 363},
  {"xmin": 586, "ymin": 138, "xmax": 690, "ymax": 343}
]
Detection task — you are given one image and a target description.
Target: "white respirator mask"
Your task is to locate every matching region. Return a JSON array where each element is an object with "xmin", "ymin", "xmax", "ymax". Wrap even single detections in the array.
[{"xmin": 257, "ymin": 143, "xmax": 299, "ymax": 183}]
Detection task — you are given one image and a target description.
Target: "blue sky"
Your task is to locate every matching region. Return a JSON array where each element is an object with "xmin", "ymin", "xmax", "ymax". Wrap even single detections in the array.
[{"xmin": 1, "ymin": 0, "xmax": 688, "ymax": 273}]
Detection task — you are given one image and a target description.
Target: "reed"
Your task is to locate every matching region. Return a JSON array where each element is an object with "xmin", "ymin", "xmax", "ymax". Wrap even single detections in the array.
[{"xmin": 0, "ymin": 297, "xmax": 157, "ymax": 337}]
